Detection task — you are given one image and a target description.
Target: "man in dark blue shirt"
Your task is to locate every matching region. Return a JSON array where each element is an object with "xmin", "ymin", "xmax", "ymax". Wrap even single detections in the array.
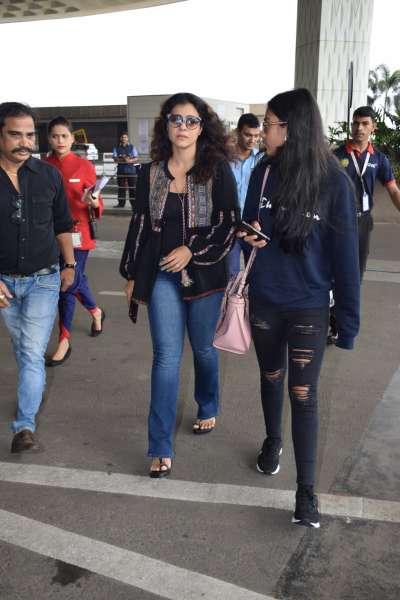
[
  {"xmin": 328, "ymin": 106, "xmax": 400, "ymax": 344},
  {"xmin": 112, "ymin": 132, "xmax": 139, "ymax": 209},
  {"xmin": 334, "ymin": 105, "xmax": 400, "ymax": 277}
]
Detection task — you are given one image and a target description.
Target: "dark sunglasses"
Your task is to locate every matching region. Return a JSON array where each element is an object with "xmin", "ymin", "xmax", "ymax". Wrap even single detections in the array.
[
  {"xmin": 11, "ymin": 194, "xmax": 23, "ymax": 225},
  {"xmin": 166, "ymin": 113, "xmax": 202, "ymax": 129}
]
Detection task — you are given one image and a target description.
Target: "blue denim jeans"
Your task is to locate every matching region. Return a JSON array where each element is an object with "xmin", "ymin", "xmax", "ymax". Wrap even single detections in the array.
[
  {"xmin": 147, "ymin": 271, "xmax": 223, "ymax": 458},
  {"xmin": 0, "ymin": 268, "xmax": 60, "ymax": 433},
  {"xmin": 227, "ymin": 239, "xmax": 245, "ymax": 278}
]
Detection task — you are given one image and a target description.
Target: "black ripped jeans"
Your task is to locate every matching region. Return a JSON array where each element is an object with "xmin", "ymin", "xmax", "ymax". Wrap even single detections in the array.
[{"xmin": 249, "ymin": 299, "xmax": 329, "ymax": 486}]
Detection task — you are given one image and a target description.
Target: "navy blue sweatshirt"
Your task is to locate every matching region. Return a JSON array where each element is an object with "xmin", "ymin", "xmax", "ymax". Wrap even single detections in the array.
[{"xmin": 242, "ymin": 159, "xmax": 360, "ymax": 350}]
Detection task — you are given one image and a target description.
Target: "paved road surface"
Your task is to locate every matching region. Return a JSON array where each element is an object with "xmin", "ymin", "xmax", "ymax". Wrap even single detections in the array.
[{"xmin": 0, "ymin": 198, "xmax": 399, "ymax": 599}]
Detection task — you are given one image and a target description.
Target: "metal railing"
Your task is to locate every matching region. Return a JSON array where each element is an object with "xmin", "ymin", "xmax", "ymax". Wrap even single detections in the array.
[{"xmin": 95, "ymin": 160, "xmax": 142, "ymax": 205}]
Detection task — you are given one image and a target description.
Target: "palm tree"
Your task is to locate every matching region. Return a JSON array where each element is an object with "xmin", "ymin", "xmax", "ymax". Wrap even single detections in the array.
[
  {"xmin": 368, "ymin": 64, "xmax": 400, "ymax": 114},
  {"xmin": 368, "ymin": 69, "xmax": 380, "ymax": 106},
  {"xmin": 394, "ymin": 94, "xmax": 400, "ymax": 119}
]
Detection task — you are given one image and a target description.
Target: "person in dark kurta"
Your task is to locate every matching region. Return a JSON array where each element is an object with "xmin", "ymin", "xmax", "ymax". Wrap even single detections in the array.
[{"xmin": 45, "ymin": 116, "xmax": 105, "ymax": 366}]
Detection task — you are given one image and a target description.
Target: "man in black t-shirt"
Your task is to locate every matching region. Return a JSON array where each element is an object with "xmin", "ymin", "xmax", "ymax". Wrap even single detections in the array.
[{"xmin": 0, "ymin": 102, "xmax": 74, "ymax": 453}]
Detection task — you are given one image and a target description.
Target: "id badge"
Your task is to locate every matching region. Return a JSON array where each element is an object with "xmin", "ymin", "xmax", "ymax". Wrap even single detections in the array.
[
  {"xmin": 72, "ymin": 231, "xmax": 82, "ymax": 248},
  {"xmin": 362, "ymin": 192, "xmax": 369, "ymax": 212}
]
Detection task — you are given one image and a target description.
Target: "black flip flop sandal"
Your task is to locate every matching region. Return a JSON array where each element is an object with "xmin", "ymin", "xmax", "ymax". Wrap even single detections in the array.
[
  {"xmin": 193, "ymin": 418, "xmax": 216, "ymax": 435},
  {"xmin": 149, "ymin": 458, "xmax": 172, "ymax": 479}
]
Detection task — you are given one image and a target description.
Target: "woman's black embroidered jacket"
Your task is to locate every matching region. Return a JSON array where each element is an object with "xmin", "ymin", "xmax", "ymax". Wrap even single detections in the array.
[{"xmin": 120, "ymin": 160, "xmax": 240, "ymax": 303}]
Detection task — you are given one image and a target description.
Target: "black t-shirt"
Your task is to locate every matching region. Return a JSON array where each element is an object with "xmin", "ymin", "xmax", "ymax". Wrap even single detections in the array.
[{"xmin": 160, "ymin": 192, "xmax": 185, "ymax": 258}]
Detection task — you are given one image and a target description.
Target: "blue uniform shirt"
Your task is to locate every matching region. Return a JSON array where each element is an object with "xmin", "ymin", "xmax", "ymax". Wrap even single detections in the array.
[
  {"xmin": 113, "ymin": 143, "xmax": 139, "ymax": 174},
  {"xmin": 230, "ymin": 147, "xmax": 260, "ymax": 214},
  {"xmin": 334, "ymin": 141, "xmax": 395, "ymax": 212}
]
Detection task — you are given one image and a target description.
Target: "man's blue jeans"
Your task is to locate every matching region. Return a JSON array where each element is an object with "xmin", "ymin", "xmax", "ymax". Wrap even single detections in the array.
[
  {"xmin": 147, "ymin": 271, "xmax": 223, "ymax": 458},
  {"xmin": 0, "ymin": 269, "xmax": 60, "ymax": 433}
]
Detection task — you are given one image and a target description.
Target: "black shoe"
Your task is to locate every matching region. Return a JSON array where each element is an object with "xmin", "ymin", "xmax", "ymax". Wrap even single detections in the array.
[
  {"xmin": 11, "ymin": 429, "xmax": 40, "ymax": 453},
  {"xmin": 149, "ymin": 458, "xmax": 172, "ymax": 479},
  {"xmin": 45, "ymin": 345, "xmax": 71, "ymax": 367},
  {"xmin": 90, "ymin": 308, "xmax": 106, "ymax": 337},
  {"xmin": 113, "ymin": 204, "xmax": 125, "ymax": 208},
  {"xmin": 327, "ymin": 315, "xmax": 338, "ymax": 346},
  {"xmin": 326, "ymin": 329, "xmax": 338, "ymax": 345},
  {"xmin": 292, "ymin": 485, "xmax": 320, "ymax": 528},
  {"xmin": 256, "ymin": 438, "xmax": 282, "ymax": 475}
]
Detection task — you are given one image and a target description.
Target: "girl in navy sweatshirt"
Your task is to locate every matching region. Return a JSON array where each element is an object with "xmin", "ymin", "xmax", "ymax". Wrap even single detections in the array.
[{"xmin": 238, "ymin": 89, "xmax": 360, "ymax": 528}]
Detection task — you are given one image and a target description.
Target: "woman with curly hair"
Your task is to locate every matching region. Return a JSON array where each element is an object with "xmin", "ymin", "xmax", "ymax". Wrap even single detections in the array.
[{"xmin": 120, "ymin": 92, "xmax": 239, "ymax": 477}]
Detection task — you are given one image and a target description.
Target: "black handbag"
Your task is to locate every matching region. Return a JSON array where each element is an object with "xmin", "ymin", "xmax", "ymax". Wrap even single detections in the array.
[{"xmin": 88, "ymin": 208, "xmax": 97, "ymax": 240}]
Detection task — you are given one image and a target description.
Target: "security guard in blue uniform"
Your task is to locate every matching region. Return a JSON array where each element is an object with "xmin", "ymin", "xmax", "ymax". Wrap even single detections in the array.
[{"xmin": 328, "ymin": 106, "xmax": 400, "ymax": 344}]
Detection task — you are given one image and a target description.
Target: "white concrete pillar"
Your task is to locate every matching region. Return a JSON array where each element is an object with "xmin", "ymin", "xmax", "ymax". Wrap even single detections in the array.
[{"xmin": 295, "ymin": 0, "xmax": 374, "ymax": 129}]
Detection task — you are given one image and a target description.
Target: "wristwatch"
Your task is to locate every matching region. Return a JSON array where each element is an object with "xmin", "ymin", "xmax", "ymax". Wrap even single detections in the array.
[{"xmin": 64, "ymin": 262, "xmax": 77, "ymax": 269}]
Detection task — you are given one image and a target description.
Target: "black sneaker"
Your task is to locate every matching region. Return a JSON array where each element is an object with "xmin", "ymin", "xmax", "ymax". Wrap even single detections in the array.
[
  {"xmin": 326, "ymin": 328, "xmax": 338, "ymax": 345},
  {"xmin": 327, "ymin": 313, "xmax": 338, "ymax": 345},
  {"xmin": 292, "ymin": 485, "xmax": 320, "ymax": 528},
  {"xmin": 256, "ymin": 438, "xmax": 282, "ymax": 475}
]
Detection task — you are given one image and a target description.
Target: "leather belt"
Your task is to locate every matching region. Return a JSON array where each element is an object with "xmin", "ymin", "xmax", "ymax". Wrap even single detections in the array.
[{"xmin": 1, "ymin": 265, "xmax": 58, "ymax": 278}]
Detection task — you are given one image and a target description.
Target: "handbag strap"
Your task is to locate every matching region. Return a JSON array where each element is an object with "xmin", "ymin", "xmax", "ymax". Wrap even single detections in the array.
[
  {"xmin": 237, "ymin": 165, "xmax": 271, "ymax": 295},
  {"xmin": 257, "ymin": 164, "xmax": 270, "ymax": 219}
]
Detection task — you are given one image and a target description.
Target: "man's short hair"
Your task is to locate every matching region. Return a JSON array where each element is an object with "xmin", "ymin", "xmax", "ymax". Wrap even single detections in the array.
[
  {"xmin": 237, "ymin": 113, "xmax": 260, "ymax": 131},
  {"xmin": 0, "ymin": 102, "xmax": 36, "ymax": 131},
  {"xmin": 353, "ymin": 106, "xmax": 376, "ymax": 121},
  {"xmin": 120, "ymin": 131, "xmax": 129, "ymax": 137}
]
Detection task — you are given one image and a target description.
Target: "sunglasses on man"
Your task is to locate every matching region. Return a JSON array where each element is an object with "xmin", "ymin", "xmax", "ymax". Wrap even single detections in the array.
[{"xmin": 11, "ymin": 194, "xmax": 23, "ymax": 225}]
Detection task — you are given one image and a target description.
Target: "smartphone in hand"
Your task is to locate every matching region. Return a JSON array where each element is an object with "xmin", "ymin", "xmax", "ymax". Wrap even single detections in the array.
[{"xmin": 239, "ymin": 221, "xmax": 270, "ymax": 242}]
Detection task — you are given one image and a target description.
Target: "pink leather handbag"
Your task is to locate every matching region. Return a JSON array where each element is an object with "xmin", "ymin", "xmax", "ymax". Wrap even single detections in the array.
[
  {"xmin": 213, "ymin": 165, "xmax": 270, "ymax": 354},
  {"xmin": 212, "ymin": 247, "xmax": 257, "ymax": 354}
]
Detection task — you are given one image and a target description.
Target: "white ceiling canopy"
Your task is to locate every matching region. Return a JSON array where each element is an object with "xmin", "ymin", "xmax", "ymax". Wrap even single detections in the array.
[{"xmin": 0, "ymin": 0, "xmax": 185, "ymax": 23}]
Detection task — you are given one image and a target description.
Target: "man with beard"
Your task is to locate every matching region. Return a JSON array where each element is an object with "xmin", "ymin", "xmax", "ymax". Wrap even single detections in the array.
[
  {"xmin": 0, "ymin": 102, "xmax": 74, "ymax": 452},
  {"xmin": 228, "ymin": 113, "xmax": 261, "ymax": 277}
]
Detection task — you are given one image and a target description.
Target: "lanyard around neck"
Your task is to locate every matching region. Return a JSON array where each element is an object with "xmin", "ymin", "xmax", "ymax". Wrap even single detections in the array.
[{"xmin": 350, "ymin": 150, "xmax": 370, "ymax": 191}]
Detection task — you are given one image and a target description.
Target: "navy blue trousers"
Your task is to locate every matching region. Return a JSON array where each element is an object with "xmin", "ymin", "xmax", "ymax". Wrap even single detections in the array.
[{"xmin": 59, "ymin": 250, "xmax": 97, "ymax": 340}]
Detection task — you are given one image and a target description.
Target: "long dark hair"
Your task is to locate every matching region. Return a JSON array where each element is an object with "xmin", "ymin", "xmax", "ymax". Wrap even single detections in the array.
[
  {"xmin": 151, "ymin": 92, "xmax": 229, "ymax": 182},
  {"xmin": 268, "ymin": 88, "xmax": 337, "ymax": 254}
]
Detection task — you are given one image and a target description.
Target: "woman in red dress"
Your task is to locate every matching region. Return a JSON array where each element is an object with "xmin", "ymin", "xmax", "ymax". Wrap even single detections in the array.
[{"xmin": 45, "ymin": 116, "xmax": 105, "ymax": 366}]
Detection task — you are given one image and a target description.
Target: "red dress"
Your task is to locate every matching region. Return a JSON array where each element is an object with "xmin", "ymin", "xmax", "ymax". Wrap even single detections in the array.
[{"xmin": 45, "ymin": 152, "xmax": 104, "ymax": 250}]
